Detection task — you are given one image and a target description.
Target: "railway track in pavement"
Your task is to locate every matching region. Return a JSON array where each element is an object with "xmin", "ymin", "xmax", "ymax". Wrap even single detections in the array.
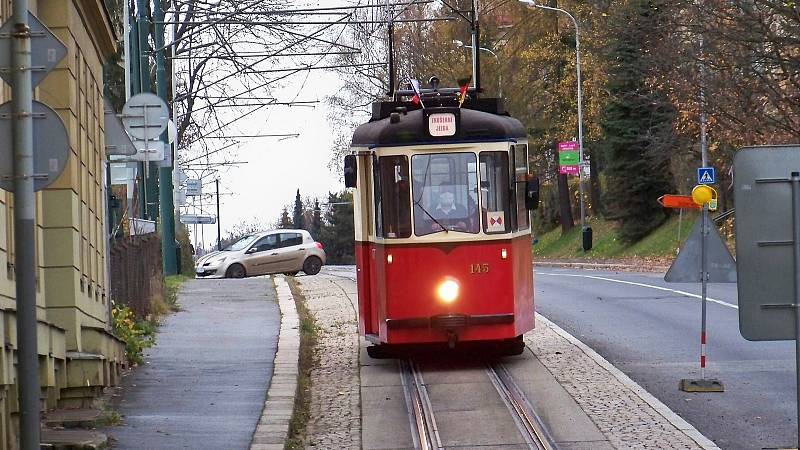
[{"xmin": 399, "ymin": 358, "xmax": 559, "ymax": 450}]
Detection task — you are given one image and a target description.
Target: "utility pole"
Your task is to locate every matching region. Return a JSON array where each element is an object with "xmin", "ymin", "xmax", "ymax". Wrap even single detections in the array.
[
  {"xmin": 136, "ymin": 0, "xmax": 159, "ymax": 221},
  {"xmin": 154, "ymin": 0, "xmax": 177, "ymax": 275},
  {"xmin": 10, "ymin": 0, "xmax": 40, "ymax": 446},
  {"xmin": 216, "ymin": 178, "xmax": 221, "ymax": 251},
  {"xmin": 128, "ymin": 6, "xmax": 144, "ymax": 219}
]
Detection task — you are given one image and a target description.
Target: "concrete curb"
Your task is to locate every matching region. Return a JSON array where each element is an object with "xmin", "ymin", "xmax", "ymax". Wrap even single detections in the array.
[
  {"xmin": 250, "ymin": 276, "xmax": 299, "ymax": 450},
  {"xmin": 536, "ymin": 261, "xmax": 670, "ymax": 272},
  {"xmin": 536, "ymin": 313, "xmax": 721, "ymax": 450}
]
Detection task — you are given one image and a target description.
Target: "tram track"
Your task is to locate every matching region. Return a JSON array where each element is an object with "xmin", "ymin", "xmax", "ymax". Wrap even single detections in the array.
[
  {"xmin": 398, "ymin": 358, "xmax": 559, "ymax": 450},
  {"xmin": 486, "ymin": 362, "xmax": 558, "ymax": 450}
]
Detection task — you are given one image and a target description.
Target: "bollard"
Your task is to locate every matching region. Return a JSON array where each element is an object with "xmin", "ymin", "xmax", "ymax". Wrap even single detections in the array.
[{"xmin": 582, "ymin": 226, "xmax": 593, "ymax": 251}]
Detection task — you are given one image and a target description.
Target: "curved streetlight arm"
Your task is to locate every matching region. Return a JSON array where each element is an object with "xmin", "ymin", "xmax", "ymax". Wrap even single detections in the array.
[
  {"xmin": 452, "ymin": 41, "xmax": 502, "ymax": 96},
  {"xmin": 453, "ymin": 40, "xmax": 498, "ymax": 58}
]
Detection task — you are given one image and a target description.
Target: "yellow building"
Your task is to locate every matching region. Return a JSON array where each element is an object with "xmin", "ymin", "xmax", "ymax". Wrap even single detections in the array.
[{"xmin": 0, "ymin": 0, "xmax": 126, "ymax": 446}]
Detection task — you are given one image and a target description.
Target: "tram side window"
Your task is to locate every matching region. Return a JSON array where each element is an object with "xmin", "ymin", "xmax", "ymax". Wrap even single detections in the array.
[
  {"xmin": 377, "ymin": 156, "xmax": 411, "ymax": 238},
  {"xmin": 479, "ymin": 152, "xmax": 512, "ymax": 234},
  {"xmin": 514, "ymin": 144, "xmax": 530, "ymax": 230},
  {"xmin": 412, "ymin": 153, "xmax": 479, "ymax": 236},
  {"xmin": 373, "ymin": 155, "xmax": 383, "ymax": 237}
]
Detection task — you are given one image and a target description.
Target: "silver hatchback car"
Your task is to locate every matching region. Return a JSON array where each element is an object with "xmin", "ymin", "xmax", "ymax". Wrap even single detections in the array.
[{"xmin": 195, "ymin": 229, "xmax": 326, "ymax": 278}]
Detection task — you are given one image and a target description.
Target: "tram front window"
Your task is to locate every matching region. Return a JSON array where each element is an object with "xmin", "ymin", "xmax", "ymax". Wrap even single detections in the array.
[{"xmin": 412, "ymin": 153, "xmax": 479, "ymax": 236}]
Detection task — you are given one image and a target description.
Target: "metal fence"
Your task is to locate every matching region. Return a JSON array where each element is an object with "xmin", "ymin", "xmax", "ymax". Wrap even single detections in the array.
[{"xmin": 109, "ymin": 233, "xmax": 164, "ymax": 318}]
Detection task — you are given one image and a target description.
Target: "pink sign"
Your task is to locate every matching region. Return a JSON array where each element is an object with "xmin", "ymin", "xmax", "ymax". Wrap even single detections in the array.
[
  {"xmin": 559, "ymin": 165, "xmax": 580, "ymax": 175},
  {"xmin": 558, "ymin": 141, "xmax": 579, "ymax": 151}
]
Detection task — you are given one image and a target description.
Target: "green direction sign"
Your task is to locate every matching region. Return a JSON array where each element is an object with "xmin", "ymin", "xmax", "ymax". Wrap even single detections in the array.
[{"xmin": 559, "ymin": 150, "xmax": 579, "ymax": 165}]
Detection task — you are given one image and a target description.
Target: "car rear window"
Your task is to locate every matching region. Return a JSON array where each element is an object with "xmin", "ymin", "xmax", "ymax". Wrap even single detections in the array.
[{"xmin": 279, "ymin": 233, "xmax": 303, "ymax": 248}]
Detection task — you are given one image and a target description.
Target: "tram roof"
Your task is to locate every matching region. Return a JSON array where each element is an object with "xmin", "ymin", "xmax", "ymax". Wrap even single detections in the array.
[{"xmin": 351, "ymin": 101, "xmax": 526, "ymax": 148}]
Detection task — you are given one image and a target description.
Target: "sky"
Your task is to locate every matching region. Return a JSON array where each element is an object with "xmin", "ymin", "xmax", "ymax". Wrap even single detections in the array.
[{"xmin": 182, "ymin": 69, "xmax": 349, "ymax": 250}]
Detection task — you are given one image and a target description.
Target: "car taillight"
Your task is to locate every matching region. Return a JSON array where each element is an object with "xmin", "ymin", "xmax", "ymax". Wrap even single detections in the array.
[{"xmin": 315, "ymin": 242, "xmax": 324, "ymax": 249}]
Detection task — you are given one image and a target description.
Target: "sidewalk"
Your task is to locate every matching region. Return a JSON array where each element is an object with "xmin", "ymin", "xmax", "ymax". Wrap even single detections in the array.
[{"xmin": 104, "ymin": 277, "xmax": 280, "ymax": 449}]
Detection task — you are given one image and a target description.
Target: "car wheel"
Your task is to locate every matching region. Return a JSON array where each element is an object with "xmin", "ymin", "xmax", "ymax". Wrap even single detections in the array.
[
  {"xmin": 226, "ymin": 264, "xmax": 246, "ymax": 279},
  {"xmin": 284, "ymin": 271, "xmax": 299, "ymax": 277},
  {"xmin": 302, "ymin": 256, "xmax": 322, "ymax": 275}
]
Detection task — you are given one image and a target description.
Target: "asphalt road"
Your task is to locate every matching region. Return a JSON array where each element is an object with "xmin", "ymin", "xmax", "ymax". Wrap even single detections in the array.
[
  {"xmin": 105, "ymin": 277, "xmax": 280, "ymax": 449},
  {"xmin": 534, "ymin": 267, "xmax": 795, "ymax": 450}
]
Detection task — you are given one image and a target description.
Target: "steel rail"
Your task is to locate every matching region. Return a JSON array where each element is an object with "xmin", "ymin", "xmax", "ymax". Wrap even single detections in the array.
[
  {"xmin": 486, "ymin": 362, "xmax": 559, "ymax": 450},
  {"xmin": 399, "ymin": 360, "xmax": 442, "ymax": 449}
]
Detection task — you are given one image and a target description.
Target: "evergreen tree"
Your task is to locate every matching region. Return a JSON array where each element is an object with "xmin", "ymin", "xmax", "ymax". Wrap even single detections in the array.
[
  {"xmin": 279, "ymin": 207, "xmax": 292, "ymax": 229},
  {"xmin": 319, "ymin": 191, "xmax": 354, "ymax": 264},
  {"xmin": 311, "ymin": 199, "xmax": 322, "ymax": 238},
  {"xmin": 599, "ymin": 0, "xmax": 677, "ymax": 242},
  {"xmin": 292, "ymin": 189, "xmax": 304, "ymax": 230}
]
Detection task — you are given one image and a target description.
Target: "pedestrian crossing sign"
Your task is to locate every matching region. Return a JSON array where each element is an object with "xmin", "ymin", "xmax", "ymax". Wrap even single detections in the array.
[{"xmin": 697, "ymin": 167, "xmax": 715, "ymax": 185}]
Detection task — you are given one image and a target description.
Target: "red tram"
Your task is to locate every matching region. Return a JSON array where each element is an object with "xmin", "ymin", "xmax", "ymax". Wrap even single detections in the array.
[{"xmin": 344, "ymin": 82, "xmax": 540, "ymax": 356}]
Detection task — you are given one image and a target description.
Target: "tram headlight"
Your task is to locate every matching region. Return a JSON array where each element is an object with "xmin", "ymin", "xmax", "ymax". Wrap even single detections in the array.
[{"xmin": 436, "ymin": 279, "xmax": 460, "ymax": 303}]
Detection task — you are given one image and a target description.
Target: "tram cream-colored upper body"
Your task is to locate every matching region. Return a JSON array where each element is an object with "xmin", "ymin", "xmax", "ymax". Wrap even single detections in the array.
[{"xmin": 351, "ymin": 140, "xmax": 531, "ymax": 245}]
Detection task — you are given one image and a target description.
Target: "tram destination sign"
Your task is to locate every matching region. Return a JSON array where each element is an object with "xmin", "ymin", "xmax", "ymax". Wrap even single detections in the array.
[{"xmin": 428, "ymin": 112, "xmax": 456, "ymax": 137}]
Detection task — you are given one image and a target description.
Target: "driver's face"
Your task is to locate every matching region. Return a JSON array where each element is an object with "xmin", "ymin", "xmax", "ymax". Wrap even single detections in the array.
[{"xmin": 439, "ymin": 192, "xmax": 454, "ymax": 208}]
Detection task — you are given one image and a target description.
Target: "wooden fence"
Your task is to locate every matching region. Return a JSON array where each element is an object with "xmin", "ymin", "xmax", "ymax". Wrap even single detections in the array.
[{"xmin": 109, "ymin": 234, "xmax": 164, "ymax": 318}]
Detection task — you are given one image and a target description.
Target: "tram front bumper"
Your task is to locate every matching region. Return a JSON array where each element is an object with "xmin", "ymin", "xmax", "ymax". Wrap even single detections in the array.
[{"xmin": 385, "ymin": 313, "xmax": 514, "ymax": 330}]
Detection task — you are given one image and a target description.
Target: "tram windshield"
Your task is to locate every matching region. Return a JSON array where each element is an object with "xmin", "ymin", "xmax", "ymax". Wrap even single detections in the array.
[{"xmin": 412, "ymin": 153, "xmax": 479, "ymax": 236}]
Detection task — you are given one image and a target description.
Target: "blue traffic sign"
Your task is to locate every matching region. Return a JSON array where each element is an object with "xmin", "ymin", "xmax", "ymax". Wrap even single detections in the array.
[{"xmin": 698, "ymin": 167, "xmax": 715, "ymax": 185}]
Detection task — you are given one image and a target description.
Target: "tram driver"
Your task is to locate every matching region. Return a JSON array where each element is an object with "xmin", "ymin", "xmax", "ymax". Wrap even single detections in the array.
[{"xmin": 429, "ymin": 187, "xmax": 470, "ymax": 232}]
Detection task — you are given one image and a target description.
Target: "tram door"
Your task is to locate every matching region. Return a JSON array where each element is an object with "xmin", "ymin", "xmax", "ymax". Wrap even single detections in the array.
[{"xmin": 354, "ymin": 153, "xmax": 379, "ymax": 336}]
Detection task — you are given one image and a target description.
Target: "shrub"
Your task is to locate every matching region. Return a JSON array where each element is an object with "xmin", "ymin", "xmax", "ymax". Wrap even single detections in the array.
[{"xmin": 112, "ymin": 302, "xmax": 156, "ymax": 366}]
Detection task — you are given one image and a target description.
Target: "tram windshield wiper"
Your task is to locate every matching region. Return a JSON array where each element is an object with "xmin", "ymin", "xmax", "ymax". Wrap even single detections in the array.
[{"xmin": 414, "ymin": 201, "xmax": 448, "ymax": 233}]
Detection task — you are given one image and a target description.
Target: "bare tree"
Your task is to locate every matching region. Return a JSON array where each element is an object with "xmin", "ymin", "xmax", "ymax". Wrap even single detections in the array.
[{"xmin": 168, "ymin": 0, "xmax": 361, "ymax": 169}]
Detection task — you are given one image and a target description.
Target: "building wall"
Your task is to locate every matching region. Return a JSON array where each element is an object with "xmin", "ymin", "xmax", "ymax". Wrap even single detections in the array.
[
  {"xmin": 40, "ymin": 0, "xmax": 112, "ymax": 350},
  {"xmin": 0, "ymin": 0, "xmax": 126, "ymax": 447}
]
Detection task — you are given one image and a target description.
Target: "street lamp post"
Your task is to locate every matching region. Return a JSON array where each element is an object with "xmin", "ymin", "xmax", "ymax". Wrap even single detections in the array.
[
  {"xmin": 519, "ymin": 0, "xmax": 590, "ymax": 250},
  {"xmin": 453, "ymin": 40, "xmax": 502, "ymax": 98}
]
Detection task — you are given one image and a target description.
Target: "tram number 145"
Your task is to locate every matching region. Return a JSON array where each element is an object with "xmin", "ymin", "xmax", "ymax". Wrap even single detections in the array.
[{"xmin": 470, "ymin": 263, "xmax": 490, "ymax": 274}]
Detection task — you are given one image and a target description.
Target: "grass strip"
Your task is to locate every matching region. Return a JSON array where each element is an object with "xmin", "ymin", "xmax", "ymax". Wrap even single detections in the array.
[
  {"xmin": 533, "ymin": 213, "xmax": 702, "ymax": 260},
  {"xmin": 164, "ymin": 274, "xmax": 190, "ymax": 312},
  {"xmin": 285, "ymin": 277, "xmax": 318, "ymax": 450}
]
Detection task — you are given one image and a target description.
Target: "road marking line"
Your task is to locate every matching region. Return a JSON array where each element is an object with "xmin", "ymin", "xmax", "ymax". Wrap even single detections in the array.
[
  {"xmin": 536, "ymin": 313, "xmax": 722, "ymax": 450},
  {"xmin": 537, "ymin": 272, "xmax": 739, "ymax": 310}
]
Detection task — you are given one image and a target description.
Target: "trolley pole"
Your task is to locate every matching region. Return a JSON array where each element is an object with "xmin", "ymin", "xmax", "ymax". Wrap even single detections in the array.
[
  {"xmin": 10, "ymin": 0, "xmax": 41, "ymax": 446},
  {"xmin": 216, "ymin": 178, "xmax": 221, "ymax": 251},
  {"xmin": 385, "ymin": 0, "xmax": 395, "ymax": 96},
  {"xmin": 470, "ymin": 0, "xmax": 480, "ymax": 91}
]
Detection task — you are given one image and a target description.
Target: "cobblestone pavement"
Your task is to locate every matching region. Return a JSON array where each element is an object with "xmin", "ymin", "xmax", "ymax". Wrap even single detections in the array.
[
  {"xmin": 525, "ymin": 315, "xmax": 715, "ymax": 449},
  {"xmin": 295, "ymin": 270, "xmax": 716, "ymax": 450},
  {"xmin": 294, "ymin": 274, "xmax": 361, "ymax": 449}
]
